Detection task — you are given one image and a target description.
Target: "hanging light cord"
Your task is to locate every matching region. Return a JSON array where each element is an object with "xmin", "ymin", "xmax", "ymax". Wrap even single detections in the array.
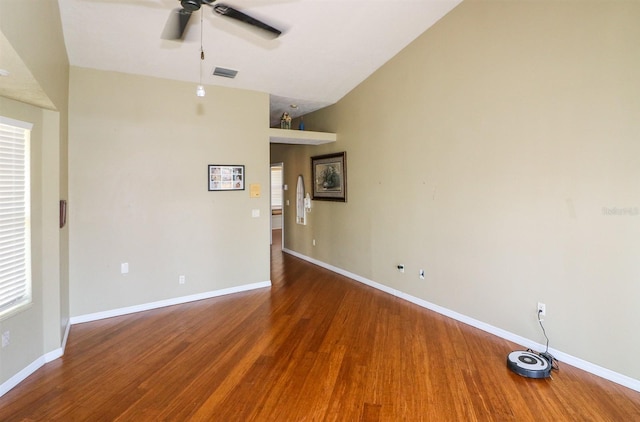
[{"xmin": 200, "ymin": 9, "xmax": 204, "ymax": 82}]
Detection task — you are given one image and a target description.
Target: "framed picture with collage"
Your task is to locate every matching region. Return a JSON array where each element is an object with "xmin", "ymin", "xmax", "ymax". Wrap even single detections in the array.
[{"xmin": 208, "ymin": 165, "xmax": 245, "ymax": 191}]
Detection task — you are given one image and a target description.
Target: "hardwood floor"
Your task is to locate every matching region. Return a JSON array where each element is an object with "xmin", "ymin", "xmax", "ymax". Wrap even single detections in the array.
[{"xmin": 1, "ymin": 230, "xmax": 639, "ymax": 421}]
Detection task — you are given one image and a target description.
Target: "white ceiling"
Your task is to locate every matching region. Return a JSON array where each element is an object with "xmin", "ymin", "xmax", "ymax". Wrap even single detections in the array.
[{"xmin": 29, "ymin": 0, "xmax": 462, "ymax": 125}]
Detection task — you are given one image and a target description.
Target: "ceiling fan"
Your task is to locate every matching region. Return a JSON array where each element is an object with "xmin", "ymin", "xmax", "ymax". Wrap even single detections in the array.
[{"xmin": 162, "ymin": 0, "xmax": 282, "ymax": 40}]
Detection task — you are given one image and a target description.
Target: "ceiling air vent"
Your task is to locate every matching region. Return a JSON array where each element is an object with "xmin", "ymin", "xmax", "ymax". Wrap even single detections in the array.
[{"xmin": 213, "ymin": 67, "xmax": 238, "ymax": 79}]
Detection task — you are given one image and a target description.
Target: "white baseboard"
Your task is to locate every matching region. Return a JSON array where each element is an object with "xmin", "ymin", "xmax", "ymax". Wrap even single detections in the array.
[
  {"xmin": 70, "ymin": 281, "xmax": 271, "ymax": 325},
  {"xmin": 0, "ymin": 319, "xmax": 70, "ymax": 398},
  {"xmin": 0, "ymin": 281, "xmax": 271, "ymax": 398},
  {"xmin": 0, "ymin": 356, "xmax": 47, "ymax": 398},
  {"xmin": 61, "ymin": 318, "xmax": 71, "ymax": 353},
  {"xmin": 282, "ymin": 248, "xmax": 640, "ymax": 393}
]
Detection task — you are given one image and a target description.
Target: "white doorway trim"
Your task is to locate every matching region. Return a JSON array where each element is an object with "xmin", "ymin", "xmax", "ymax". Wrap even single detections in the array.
[{"xmin": 270, "ymin": 162, "xmax": 284, "ymax": 246}]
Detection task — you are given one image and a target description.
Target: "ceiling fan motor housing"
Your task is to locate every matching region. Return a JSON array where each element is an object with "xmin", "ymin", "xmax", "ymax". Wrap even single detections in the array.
[
  {"xmin": 167, "ymin": 0, "xmax": 281, "ymax": 40},
  {"xmin": 181, "ymin": 0, "xmax": 203, "ymax": 12}
]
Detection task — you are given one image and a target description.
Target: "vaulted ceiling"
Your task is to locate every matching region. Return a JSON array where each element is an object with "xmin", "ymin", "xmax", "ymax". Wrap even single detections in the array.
[{"xmin": 3, "ymin": 0, "xmax": 462, "ymax": 126}]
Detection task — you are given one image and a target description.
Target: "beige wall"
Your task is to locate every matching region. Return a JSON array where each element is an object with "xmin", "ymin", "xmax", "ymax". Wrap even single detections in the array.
[
  {"xmin": 0, "ymin": 1, "xmax": 69, "ymax": 386},
  {"xmin": 0, "ymin": 99, "xmax": 44, "ymax": 384},
  {"xmin": 68, "ymin": 67, "xmax": 271, "ymax": 316},
  {"xmin": 274, "ymin": 1, "xmax": 640, "ymax": 381}
]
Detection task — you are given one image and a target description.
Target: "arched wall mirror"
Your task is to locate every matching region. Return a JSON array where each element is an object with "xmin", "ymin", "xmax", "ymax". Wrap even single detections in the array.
[{"xmin": 296, "ymin": 175, "xmax": 306, "ymax": 225}]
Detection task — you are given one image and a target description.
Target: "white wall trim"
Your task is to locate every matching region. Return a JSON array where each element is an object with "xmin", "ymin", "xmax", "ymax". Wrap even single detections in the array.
[
  {"xmin": 282, "ymin": 248, "xmax": 640, "ymax": 393},
  {"xmin": 0, "ymin": 356, "xmax": 46, "ymax": 398},
  {"xmin": 0, "ymin": 116, "xmax": 34, "ymax": 130},
  {"xmin": 43, "ymin": 347, "xmax": 64, "ymax": 363},
  {"xmin": 0, "ymin": 319, "xmax": 71, "ymax": 398},
  {"xmin": 61, "ymin": 318, "xmax": 71, "ymax": 354},
  {"xmin": 70, "ymin": 281, "xmax": 271, "ymax": 325},
  {"xmin": 0, "ymin": 281, "xmax": 270, "ymax": 398}
]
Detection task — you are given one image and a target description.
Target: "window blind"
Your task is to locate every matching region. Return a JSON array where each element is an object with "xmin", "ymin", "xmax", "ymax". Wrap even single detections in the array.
[
  {"xmin": 271, "ymin": 166, "xmax": 283, "ymax": 209},
  {"xmin": 0, "ymin": 119, "xmax": 31, "ymax": 316}
]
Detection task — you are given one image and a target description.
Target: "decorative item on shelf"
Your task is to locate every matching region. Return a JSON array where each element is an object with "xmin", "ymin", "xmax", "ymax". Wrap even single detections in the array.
[
  {"xmin": 280, "ymin": 112, "xmax": 292, "ymax": 129},
  {"xmin": 298, "ymin": 116, "xmax": 305, "ymax": 131}
]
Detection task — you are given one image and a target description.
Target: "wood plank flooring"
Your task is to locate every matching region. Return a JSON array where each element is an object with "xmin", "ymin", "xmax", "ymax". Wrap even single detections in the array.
[{"xmin": 1, "ymin": 230, "xmax": 640, "ymax": 420}]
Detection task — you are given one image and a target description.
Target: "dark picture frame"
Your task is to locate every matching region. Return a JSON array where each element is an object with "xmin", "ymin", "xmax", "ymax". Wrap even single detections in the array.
[
  {"xmin": 208, "ymin": 165, "xmax": 245, "ymax": 191},
  {"xmin": 311, "ymin": 152, "xmax": 347, "ymax": 202}
]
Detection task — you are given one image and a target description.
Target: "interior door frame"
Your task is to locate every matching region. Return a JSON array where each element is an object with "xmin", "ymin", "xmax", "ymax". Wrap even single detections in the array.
[{"xmin": 270, "ymin": 162, "xmax": 284, "ymax": 246}]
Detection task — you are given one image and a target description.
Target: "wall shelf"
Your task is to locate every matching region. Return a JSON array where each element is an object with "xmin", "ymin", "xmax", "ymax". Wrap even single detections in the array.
[{"xmin": 269, "ymin": 128, "xmax": 336, "ymax": 145}]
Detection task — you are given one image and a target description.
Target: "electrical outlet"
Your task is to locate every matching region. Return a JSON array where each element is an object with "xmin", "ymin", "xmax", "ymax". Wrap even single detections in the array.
[
  {"xmin": 419, "ymin": 269, "xmax": 425, "ymax": 280},
  {"xmin": 537, "ymin": 302, "xmax": 546, "ymax": 316},
  {"xmin": 1, "ymin": 331, "xmax": 9, "ymax": 348},
  {"xmin": 121, "ymin": 263, "xmax": 129, "ymax": 274},
  {"xmin": 179, "ymin": 275, "xmax": 186, "ymax": 284}
]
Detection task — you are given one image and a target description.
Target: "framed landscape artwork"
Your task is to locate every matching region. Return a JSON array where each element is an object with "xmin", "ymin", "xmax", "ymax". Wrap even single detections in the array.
[{"xmin": 311, "ymin": 152, "xmax": 346, "ymax": 202}]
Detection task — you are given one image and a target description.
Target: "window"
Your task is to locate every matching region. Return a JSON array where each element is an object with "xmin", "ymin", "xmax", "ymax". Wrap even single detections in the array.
[
  {"xmin": 0, "ymin": 117, "xmax": 32, "ymax": 319},
  {"xmin": 271, "ymin": 165, "xmax": 283, "ymax": 209}
]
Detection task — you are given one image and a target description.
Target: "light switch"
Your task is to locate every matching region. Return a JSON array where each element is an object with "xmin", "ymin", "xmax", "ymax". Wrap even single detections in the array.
[{"xmin": 252, "ymin": 209, "xmax": 260, "ymax": 218}]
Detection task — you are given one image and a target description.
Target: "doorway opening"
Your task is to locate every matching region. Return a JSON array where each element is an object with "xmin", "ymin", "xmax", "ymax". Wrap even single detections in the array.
[{"xmin": 270, "ymin": 163, "xmax": 284, "ymax": 248}]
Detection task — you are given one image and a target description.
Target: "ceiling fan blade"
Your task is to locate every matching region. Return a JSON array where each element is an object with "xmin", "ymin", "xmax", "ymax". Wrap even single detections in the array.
[
  {"xmin": 213, "ymin": 4, "xmax": 282, "ymax": 38},
  {"xmin": 161, "ymin": 8, "xmax": 193, "ymax": 40}
]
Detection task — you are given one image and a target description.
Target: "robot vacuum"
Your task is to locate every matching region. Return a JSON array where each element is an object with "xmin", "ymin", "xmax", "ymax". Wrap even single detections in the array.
[{"xmin": 507, "ymin": 350, "xmax": 552, "ymax": 379}]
